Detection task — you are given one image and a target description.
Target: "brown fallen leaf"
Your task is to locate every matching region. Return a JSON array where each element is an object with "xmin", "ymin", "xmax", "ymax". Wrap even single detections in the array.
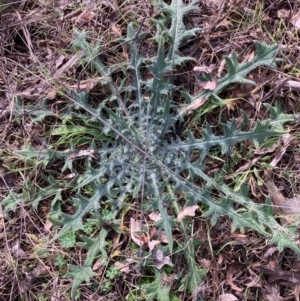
[
  {"xmin": 217, "ymin": 293, "xmax": 238, "ymax": 301},
  {"xmin": 291, "ymin": 11, "xmax": 300, "ymax": 29},
  {"xmin": 215, "ymin": 19, "xmax": 232, "ymax": 29},
  {"xmin": 181, "ymin": 96, "xmax": 209, "ymax": 114},
  {"xmin": 152, "ymin": 248, "xmax": 174, "ymax": 270},
  {"xmin": 263, "ymin": 247, "xmax": 279, "ymax": 258},
  {"xmin": 46, "ymin": 89, "xmax": 57, "ymax": 100},
  {"xmin": 148, "ymin": 240, "xmax": 160, "ymax": 252},
  {"xmin": 230, "ymin": 233, "xmax": 250, "ymax": 245},
  {"xmin": 263, "ymin": 285, "xmax": 282, "ymax": 301},
  {"xmin": 284, "ymin": 80, "xmax": 300, "ymax": 91},
  {"xmin": 197, "ymin": 78, "xmax": 218, "ymax": 90},
  {"xmin": 149, "ymin": 227, "xmax": 157, "ymax": 240},
  {"xmin": 67, "ymin": 149, "xmax": 99, "ymax": 160},
  {"xmin": 130, "ymin": 218, "xmax": 144, "ymax": 247},
  {"xmin": 148, "ymin": 212, "xmax": 161, "ymax": 222},
  {"xmin": 11, "ymin": 240, "xmax": 26, "ymax": 259},
  {"xmin": 225, "ymin": 156, "xmax": 261, "ymax": 180},
  {"xmin": 55, "ymin": 54, "xmax": 65, "ymax": 68},
  {"xmin": 294, "ymin": 284, "xmax": 300, "ymax": 301},
  {"xmin": 44, "ymin": 219, "xmax": 53, "ymax": 232},
  {"xmin": 0, "ymin": 218, "xmax": 3, "ymax": 231},
  {"xmin": 92, "ymin": 259, "xmax": 103, "ymax": 271},
  {"xmin": 157, "ymin": 230, "xmax": 168, "ymax": 243},
  {"xmin": 193, "ymin": 64, "xmax": 216, "ymax": 73},
  {"xmin": 92, "ymin": 257, "xmax": 107, "ymax": 276},
  {"xmin": 20, "ymin": 265, "xmax": 49, "ymax": 293},
  {"xmin": 245, "ymin": 269, "xmax": 261, "ymax": 288},
  {"xmin": 269, "ymin": 133, "xmax": 293, "ymax": 167},
  {"xmin": 177, "ymin": 205, "xmax": 199, "ymax": 221},
  {"xmin": 254, "ymin": 260, "xmax": 300, "ymax": 285},
  {"xmin": 75, "ymin": 10, "xmax": 95, "ymax": 24},
  {"xmin": 114, "ymin": 260, "xmax": 134, "ymax": 274},
  {"xmin": 226, "ymin": 263, "xmax": 243, "ymax": 292}
]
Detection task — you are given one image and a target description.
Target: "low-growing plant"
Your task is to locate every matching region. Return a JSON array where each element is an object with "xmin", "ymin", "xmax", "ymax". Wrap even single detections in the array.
[{"xmin": 3, "ymin": 0, "xmax": 300, "ymax": 299}]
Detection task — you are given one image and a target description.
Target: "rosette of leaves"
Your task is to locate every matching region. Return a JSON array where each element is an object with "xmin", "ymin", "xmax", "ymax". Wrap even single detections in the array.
[{"xmin": 4, "ymin": 0, "xmax": 300, "ymax": 298}]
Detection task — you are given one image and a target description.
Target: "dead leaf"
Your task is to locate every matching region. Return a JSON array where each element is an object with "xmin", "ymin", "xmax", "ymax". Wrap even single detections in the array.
[
  {"xmin": 11, "ymin": 240, "xmax": 26, "ymax": 259},
  {"xmin": 225, "ymin": 156, "xmax": 261, "ymax": 180},
  {"xmin": 60, "ymin": 173, "xmax": 76, "ymax": 180},
  {"xmin": 148, "ymin": 212, "xmax": 161, "ymax": 222},
  {"xmin": 254, "ymin": 260, "xmax": 300, "ymax": 284},
  {"xmin": 264, "ymin": 285, "xmax": 282, "ymax": 301},
  {"xmin": 193, "ymin": 64, "xmax": 216, "ymax": 73},
  {"xmin": 226, "ymin": 263, "xmax": 243, "ymax": 292},
  {"xmin": 92, "ymin": 257, "xmax": 107, "ymax": 274},
  {"xmin": 111, "ymin": 24, "xmax": 123, "ymax": 37},
  {"xmin": 230, "ymin": 233, "xmax": 250, "ymax": 245},
  {"xmin": 263, "ymin": 247, "xmax": 279, "ymax": 258},
  {"xmin": 181, "ymin": 96, "xmax": 209, "ymax": 114},
  {"xmin": 140, "ymin": 234, "xmax": 149, "ymax": 243},
  {"xmin": 152, "ymin": 248, "xmax": 174, "ymax": 270},
  {"xmin": 294, "ymin": 284, "xmax": 300, "ymax": 301},
  {"xmin": 75, "ymin": 10, "xmax": 95, "ymax": 24},
  {"xmin": 270, "ymin": 133, "xmax": 293, "ymax": 167},
  {"xmin": 20, "ymin": 265, "xmax": 48, "ymax": 293},
  {"xmin": 130, "ymin": 218, "xmax": 144, "ymax": 247},
  {"xmin": 177, "ymin": 205, "xmax": 199, "ymax": 221},
  {"xmin": 158, "ymin": 230, "xmax": 168, "ymax": 243},
  {"xmin": 110, "ymin": 249, "xmax": 121, "ymax": 258},
  {"xmin": 47, "ymin": 89, "xmax": 57, "ymax": 100},
  {"xmin": 148, "ymin": 240, "xmax": 160, "ymax": 252},
  {"xmin": 67, "ymin": 149, "xmax": 98, "ymax": 160},
  {"xmin": 115, "ymin": 261, "xmax": 132, "ymax": 274},
  {"xmin": 284, "ymin": 80, "xmax": 300, "ymax": 91},
  {"xmin": 44, "ymin": 219, "xmax": 53, "ymax": 232},
  {"xmin": 217, "ymin": 293, "xmax": 238, "ymax": 301},
  {"xmin": 245, "ymin": 269, "xmax": 261, "ymax": 288},
  {"xmin": 199, "ymin": 258, "xmax": 211, "ymax": 268},
  {"xmin": 149, "ymin": 227, "xmax": 157, "ymax": 240},
  {"xmin": 55, "ymin": 54, "xmax": 65, "ymax": 68},
  {"xmin": 291, "ymin": 11, "xmax": 300, "ymax": 29},
  {"xmin": 92, "ymin": 259, "xmax": 102, "ymax": 271},
  {"xmin": 197, "ymin": 78, "xmax": 218, "ymax": 90},
  {"xmin": 215, "ymin": 19, "xmax": 232, "ymax": 29},
  {"xmin": 277, "ymin": 9, "xmax": 290, "ymax": 19}
]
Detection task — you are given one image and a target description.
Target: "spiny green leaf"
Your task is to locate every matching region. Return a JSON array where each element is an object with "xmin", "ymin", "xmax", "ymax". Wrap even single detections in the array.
[
  {"xmin": 151, "ymin": 173, "xmax": 175, "ymax": 253},
  {"xmin": 173, "ymin": 120, "xmax": 286, "ymax": 160},
  {"xmin": 187, "ymin": 267, "xmax": 206, "ymax": 294},
  {"xmin": 57, "ymin": 189, "xmax": 106, "ymax": 236},
  {"xmin": 67, "ymin": 264, "xmax": 97, "ymax": 299},
  {"xmin": 186, "ymin": 41, "xmax": 279, "ymax": 112},
  {"xmin": 78, "ymin": 228, "xmax": 109, "ymax": 266},
  {"xmin": 269, "ymin": 231, "xmax": 300, "ymax": 256},
  {"xmin": 154, "ymin": 0, "xmax": 201, "ymax": 68},
  {"xmin": 142, "ymin": 270, "xmax": 171, "ymax": 301}
]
